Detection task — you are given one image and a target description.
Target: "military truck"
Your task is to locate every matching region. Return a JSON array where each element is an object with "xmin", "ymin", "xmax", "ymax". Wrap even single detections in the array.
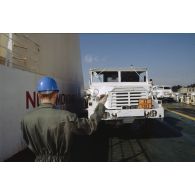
[
  {"xmin": 85, "ymin": 67, "xmax": 164, "ymax": 124},
  {"xmin": 152, "ymin": 85, "xmax": 174, "ymax": 102}
]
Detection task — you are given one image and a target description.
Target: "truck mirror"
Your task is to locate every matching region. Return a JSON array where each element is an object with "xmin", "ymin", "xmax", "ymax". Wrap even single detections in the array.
[{"xmin": 149, "ymin": 79, "xmax": 153, "ymax": 85}]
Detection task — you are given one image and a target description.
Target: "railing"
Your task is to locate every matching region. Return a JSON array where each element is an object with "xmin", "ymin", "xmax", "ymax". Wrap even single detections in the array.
[{"xmin": 0, "ymin": 33, "xmax": 40, "ymax": 72}]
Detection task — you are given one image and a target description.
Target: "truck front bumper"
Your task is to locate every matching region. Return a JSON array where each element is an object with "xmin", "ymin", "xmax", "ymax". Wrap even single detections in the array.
[{"xmin": 103, "ymin": 107, "xmax": 164, "ymax": 122}]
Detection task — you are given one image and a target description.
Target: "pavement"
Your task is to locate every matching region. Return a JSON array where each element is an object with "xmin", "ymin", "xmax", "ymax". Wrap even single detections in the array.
[{"xmin": 6, "ymin": 103, "xmax": 195, "ymax": 162}]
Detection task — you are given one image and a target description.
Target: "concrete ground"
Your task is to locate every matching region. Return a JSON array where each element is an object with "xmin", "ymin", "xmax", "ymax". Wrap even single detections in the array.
[{"xmin": 6, "ymin": 103, "xmax": 195, "ymax": 162}]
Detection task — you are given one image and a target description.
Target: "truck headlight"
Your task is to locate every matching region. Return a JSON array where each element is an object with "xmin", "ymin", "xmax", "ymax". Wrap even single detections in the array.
[
  {"xmin": 149, "ymin": 110, "xmax": 157, "ymax": 117},
  {"xmin": 93, "ymin": 89, "xmax": 99, "ymax": 97}
]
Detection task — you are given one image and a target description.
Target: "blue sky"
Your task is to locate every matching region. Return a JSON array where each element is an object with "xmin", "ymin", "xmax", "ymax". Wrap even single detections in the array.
[{"xmin": 80, "ymin": 34, "xmax": 195, "ymax": 88}]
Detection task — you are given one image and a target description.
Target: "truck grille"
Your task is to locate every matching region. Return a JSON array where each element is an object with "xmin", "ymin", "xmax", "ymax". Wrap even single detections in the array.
[{"xmin": 110, "ymin": 91, "xmax": 147, "ymax": 109}]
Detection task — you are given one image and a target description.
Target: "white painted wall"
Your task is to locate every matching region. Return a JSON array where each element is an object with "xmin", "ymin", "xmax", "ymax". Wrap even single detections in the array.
[{"xmin": 0, "ymin": 34, "xmax": 83, "ymax": 161}]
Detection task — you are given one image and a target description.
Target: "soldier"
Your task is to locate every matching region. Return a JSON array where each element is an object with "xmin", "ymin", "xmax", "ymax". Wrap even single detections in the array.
[{"xmin": 21, "ymin": 76, "xmax": 107, "ymax": 162}]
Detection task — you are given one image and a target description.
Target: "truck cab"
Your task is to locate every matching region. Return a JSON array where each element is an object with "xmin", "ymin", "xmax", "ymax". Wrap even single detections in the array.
[{"xmin": 85, "ymin": 67, "xmax": 164, "ymax": 124}]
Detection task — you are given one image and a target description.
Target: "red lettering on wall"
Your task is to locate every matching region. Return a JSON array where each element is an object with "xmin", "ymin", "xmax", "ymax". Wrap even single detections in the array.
[
  {"xmin": 26, "ymin": 91, "xmax": 78, "ymax": 109},
  {"xmin": 26, "ymin": 91, "xmax": 36, "ymax": 109}
]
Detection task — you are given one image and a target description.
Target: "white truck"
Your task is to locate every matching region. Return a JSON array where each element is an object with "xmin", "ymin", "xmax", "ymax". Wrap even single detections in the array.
[
  {"xmin": 152, "ymin": 85, "xmax": 174, "ymax": 102},
  {"xmin": 85, "ymin": 67, "xmax": 164, "ymax": 124}
]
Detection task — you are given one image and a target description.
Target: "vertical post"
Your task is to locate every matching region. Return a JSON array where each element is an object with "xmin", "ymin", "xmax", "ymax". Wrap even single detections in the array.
[
  {"xmin": 90, "ymin": 71, "xmax": 92, "ymax": 85},
  {"xmin": 5, "ymin": 33, "xmax": 13, "ymax": 67},
  {"xmin": 146, "ymin": 69, "xmax": 149, "ymax": 83},
  {"xmin": 118, "ymin": 71, "xmax": 121, "ymax": 82}
]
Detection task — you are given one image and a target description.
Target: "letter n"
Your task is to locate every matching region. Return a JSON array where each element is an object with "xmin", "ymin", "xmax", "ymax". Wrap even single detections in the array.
[{"xmin": 26, "ymin": 91, "xmax": 36, "ymax": 109}]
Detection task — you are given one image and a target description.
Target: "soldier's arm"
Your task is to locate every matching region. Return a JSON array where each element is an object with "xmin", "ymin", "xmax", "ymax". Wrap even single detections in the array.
[{"xmin": 70, "ymin": 103, "xmax": 105, "ymax": 135}]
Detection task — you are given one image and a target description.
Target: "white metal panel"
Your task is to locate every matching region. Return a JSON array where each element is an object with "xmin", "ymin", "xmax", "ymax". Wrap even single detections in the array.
[
  {"xmin": 0, "ymin": 65, "xmax": 82, "ymax": 161},
  {"xmin": 0, "ymin": 34, "xmax": 83, "ymax": 161}
]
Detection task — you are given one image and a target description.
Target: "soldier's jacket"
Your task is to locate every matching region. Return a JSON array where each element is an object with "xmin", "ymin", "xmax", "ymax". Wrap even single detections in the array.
[{"xmin": 21, "ymin": 103, "xmax": 105, "ymax": 162}]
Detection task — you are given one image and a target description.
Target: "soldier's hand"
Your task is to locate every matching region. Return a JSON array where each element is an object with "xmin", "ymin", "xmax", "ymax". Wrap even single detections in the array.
[{"xmin": 99, "ymin": 94, "xmax": 108, "ymax": 105}]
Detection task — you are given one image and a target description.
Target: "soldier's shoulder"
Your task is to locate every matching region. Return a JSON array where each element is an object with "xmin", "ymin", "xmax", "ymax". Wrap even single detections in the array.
[
  {"xmin": 57, "ymin": 110, "xmax": 77, "ymax": 121},
  {"xmin": 22, "ymin": 107, "xmax": 40, "ymax": 118},
  {"xmin": 21, "ymin": 109, "xmax": 36, "ymax": 124}
]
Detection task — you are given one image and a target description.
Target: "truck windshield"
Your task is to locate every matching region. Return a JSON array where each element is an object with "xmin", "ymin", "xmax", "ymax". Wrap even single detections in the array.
[
  {"xmin": 91, "ymin": 70, "xmax": 147, "ymax": 82},
  {"xmin": 92, "ymin": 71, "xmax": 118, "ymax": 82},
  {"xmin": 121, "ymin": 71, "xmax": 146, "ymax": 82}
]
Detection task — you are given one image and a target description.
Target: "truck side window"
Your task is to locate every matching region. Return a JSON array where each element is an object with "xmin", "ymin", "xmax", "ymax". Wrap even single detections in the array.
[{"xmin": 92, "ymin": 72, "xmax": 103, "ymax": 82}]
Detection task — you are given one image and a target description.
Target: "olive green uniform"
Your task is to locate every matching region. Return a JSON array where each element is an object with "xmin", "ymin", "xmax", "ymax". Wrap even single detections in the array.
[{"xmin": 21, "ymin": 103, "xmax": 105, "ymax": 162}]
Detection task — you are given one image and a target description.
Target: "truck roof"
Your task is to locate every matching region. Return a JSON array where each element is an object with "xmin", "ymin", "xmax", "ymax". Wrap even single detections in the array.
[{"xmin": 89, "ymin": 67, "xmax": 147, "ymax": 72}]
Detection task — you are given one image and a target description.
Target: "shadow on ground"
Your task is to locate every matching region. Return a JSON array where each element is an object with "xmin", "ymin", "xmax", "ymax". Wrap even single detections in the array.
[
  {"xmin": 5, "ymin": 148, "xmax": 35, "ymax": 162},
  {"xmin": 71, "ymin": 118, "xmax": 183, "ymax": 161}
]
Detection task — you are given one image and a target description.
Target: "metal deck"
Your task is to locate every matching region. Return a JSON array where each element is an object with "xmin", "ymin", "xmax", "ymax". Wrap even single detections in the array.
[{"xmin": 6, "ymin": 103, "xmax": 195, "ymax": 162}]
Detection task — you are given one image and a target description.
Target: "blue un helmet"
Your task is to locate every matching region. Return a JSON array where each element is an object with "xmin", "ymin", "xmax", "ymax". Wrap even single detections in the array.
[{"xmin": 37, "ymin": 76, "xmax": 59, "ymax": 94}]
